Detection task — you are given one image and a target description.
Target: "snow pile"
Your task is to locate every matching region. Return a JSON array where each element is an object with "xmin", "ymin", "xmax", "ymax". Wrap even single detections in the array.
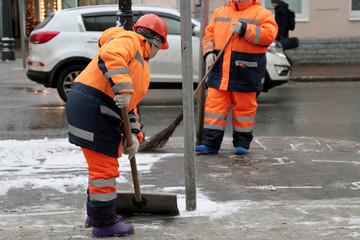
[{"xmin": 0, "ymin": 138, "xmax": 241, "ymax": 217}]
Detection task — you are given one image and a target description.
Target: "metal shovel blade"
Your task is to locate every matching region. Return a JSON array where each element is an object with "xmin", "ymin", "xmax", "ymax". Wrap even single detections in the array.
[{"xmin": 116, "ymin": 192, "xmax": 179, "ymax": 215}]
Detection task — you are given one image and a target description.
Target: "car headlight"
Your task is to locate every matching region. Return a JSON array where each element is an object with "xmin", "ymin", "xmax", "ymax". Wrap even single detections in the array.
[{"xmin": 268, "ymin": 42, "xmax": 286, "ymax": 58}]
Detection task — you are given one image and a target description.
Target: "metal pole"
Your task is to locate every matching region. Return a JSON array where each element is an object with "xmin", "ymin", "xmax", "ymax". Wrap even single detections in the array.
[
  {"xmin": 180, "ymin": 0, "xmax": 196, "ymax": 211},
  {"xmin": 116, "ymin": 0, "xmax": 133, "ymax": 30},
  {"xmin": 18, "ymin": 0, "xmax": 26, "ymax": 68},
  {"xmin": 2, "ymin": 0, "xmax": 15, "ymax": 61},
  {"xmin": 195, "ymin": 0, "xmax": 209, "ymax": 145}
]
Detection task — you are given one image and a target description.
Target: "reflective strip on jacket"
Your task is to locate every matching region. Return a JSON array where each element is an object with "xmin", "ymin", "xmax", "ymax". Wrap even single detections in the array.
[
  {"xmin": 66, "ymin": 27, "xmax": 150, "ymax": 158},
  {"xmin": 202, "ymin": 0, "xmax": 278, "ymax": 92}
]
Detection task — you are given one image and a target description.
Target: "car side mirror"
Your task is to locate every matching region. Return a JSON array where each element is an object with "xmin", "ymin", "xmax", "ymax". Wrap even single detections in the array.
[{"xmin": 193, "ymin": 25, "xmax": 201, "ymax": 36}]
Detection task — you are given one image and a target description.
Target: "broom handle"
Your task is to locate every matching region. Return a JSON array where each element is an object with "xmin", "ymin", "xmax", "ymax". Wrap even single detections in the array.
[
  {"xmin": 121, "ymin": 107, "xmax": 142, "ymax": 202},
  {"xmin": 193, "ymin": 32, "xmax": 234, "ymax": 98}
]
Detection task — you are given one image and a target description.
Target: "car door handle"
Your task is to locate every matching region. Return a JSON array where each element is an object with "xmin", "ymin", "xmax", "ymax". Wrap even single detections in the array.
[{"xmin": 86, "ymin": 39, "xmax": 98, "ymax": 43}]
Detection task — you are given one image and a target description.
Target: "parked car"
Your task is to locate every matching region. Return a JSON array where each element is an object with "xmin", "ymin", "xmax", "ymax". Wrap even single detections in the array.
[{"xmin": 26, "ymin": 4, "xmax": 291, "ymax": 102}]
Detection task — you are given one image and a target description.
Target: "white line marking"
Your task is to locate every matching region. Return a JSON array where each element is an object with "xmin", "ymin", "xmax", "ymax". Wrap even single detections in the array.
[
  {"xmin": 326, "ymin": 144, "xmax": 333, "ymax": 151},
  {"xmin": 312, "ymin": 160, "xmax": 360, "ymax": 165},
  {"xmin": 254, "ymin": 139, "xmax": 267, "ymax": 150},
  {"xmin": 275, "ymin": 158, "xmax": 285, "ymax": 164},
  {"xmin": 350, "ymin": 182, "xmax": 360, "ymax": 190},
  {"xmin": 271, "ymin": 157, "xmax": 295, "ymax": 166},
  {"xmin": 290, "ymin": 144, "xmax": 296, "ymax": 150},
  {"xmin": 246, "ymin": 185, "xmax": 323, "ymax": 190}
]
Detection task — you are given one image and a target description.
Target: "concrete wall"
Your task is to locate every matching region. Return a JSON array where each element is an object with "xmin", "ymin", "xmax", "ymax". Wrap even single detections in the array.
[{"xmin": 287, "ymin": 37, "xmax": 360, "ymax": 65}]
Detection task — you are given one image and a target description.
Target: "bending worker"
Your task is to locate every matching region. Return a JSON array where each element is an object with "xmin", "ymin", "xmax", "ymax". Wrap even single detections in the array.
[
  {"xmin": 65, "ymin": 14, "xmax": 168, "ymax": 237},
  {"xmin": 196, "ymin": 0, "xmax": 278, "ymax": 154}
]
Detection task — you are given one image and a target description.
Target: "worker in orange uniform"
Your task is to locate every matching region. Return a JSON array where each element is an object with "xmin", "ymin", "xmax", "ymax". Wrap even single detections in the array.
[
  {"xmin": 195, "ymin": 0, "xmax": 278, "ymax": 154},
  {"xmin": 65, "ymin": 14, "xmax": 168, "ymax": 238}
]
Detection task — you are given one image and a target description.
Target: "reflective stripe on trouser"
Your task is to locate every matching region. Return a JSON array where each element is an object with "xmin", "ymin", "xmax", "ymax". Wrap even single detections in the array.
[
  {"xmin": 201, "ymin": 87, "xmax": 257, "ymax": 150},
  {"xmin": 82, "ymin": 147, "xmax": 119, "ymax": 227}
]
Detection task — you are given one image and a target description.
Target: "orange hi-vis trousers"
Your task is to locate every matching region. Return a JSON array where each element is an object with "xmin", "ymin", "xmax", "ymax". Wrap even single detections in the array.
[
  {"xmin": 82, "ymin": 147, "xmax": 119, "ymax": 202},
  {"xmin": 201, "ymin": 87, "xmax": 257, "ymax": 150},
  {"xmin": 82, "ymin": 147, "xmax": 120, "ymax": 227}
]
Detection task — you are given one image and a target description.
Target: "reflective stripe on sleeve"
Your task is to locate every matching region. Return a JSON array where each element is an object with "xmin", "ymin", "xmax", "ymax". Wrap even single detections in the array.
[
  {"xmin": 129, "ymin": 113, "xmax": 140, "ymax": 122},
  {"xmin": 204, "ymin": 45, "xmax": 215, "ymax": 52},
  {"xmin": 104, "ymin": 67, "xmax": 130, "ymax": 80},
  {"xmin": 68, "ymin": 124, "xmax": 94, "ymax": 142},
  {"xmin": 254, "ymin": 26, "xmax": 261, "ymax": 45},
  {"xmin": 112, "ymin": 81, "xmax": 134, "ymax": 94},
  {"xmin": 204, "ymin": 39, "xmax": 214, "ymax": 45},
  {"xmin": 130, "ymin": 122, "xmax": 140, "ymax": 131},
  {"xmin": 245, "ymin": 25, "xmax": 251, "ymax": 42},
  {"xmin": 105, "ymin": 37, "xmax": 114, "ymax": 44}
]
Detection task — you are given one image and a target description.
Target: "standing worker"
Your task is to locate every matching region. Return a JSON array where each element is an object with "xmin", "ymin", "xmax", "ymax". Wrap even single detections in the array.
[
  {"xmin": 271, "ymin": 0, "xmax": 290, "ymax": 40},
  {"xmin": 195, "ymin": 0, "xmax": 278, "ymax": 154},
  {"xmin": 65, "ymin": 14, "xmax": 168, "ymax": 237}
]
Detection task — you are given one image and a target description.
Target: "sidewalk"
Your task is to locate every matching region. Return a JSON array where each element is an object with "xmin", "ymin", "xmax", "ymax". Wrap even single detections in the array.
[
  {"xmin": 1, "ymin": 136, "xmax": 360, "ymax": 239},
  {"xmin": 290, "ymin": 64, "xmax": 360, "ymax": 82}
]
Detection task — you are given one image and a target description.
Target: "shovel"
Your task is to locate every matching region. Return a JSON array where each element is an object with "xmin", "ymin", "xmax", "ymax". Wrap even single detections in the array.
[{"xmin": 116, "ymin": 107, "xmax": 179, "ymax": 215}]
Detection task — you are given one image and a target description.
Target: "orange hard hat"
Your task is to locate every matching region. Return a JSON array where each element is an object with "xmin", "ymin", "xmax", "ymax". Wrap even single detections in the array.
[{"xmin": 133, "ymin": 14, "xmax": 169, "ymax": 50}]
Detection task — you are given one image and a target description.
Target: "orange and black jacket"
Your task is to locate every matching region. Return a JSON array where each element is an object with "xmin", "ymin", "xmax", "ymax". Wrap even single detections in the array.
[
  {"xmin": 202, "ymin": 0, "xmax": 278, "ymax": 92},
  {"xmin": 66, "ymin": 27, "xmax": 150, "ymax": 158}
]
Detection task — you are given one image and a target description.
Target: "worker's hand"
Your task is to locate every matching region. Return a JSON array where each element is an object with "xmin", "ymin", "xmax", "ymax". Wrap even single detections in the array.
[
  {"xmin": 231, "ymin": 22, "xmax": 243, "ymax": 34},
  {"xmin": 123, "ymin": 133, "xmax": 139, "ymax": 159},
  {"xmin": 205, "ymin": 53, "xmax": 216, "ymax": 69},
  {"xmin": 114, "ymin": 93, "xmax": 131, "ymax": 108}
]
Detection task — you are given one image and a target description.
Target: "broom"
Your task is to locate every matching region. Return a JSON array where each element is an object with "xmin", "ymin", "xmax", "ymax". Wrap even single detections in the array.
[{"xmin": 139, "ymin": 33, "xmax": 234, "ymax": 152}]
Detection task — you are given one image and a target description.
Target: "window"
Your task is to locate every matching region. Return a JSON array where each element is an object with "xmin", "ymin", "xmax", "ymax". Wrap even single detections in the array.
[
  {"xmin": 350, "ymin": 0, "xmax": 360, "ymax": 20},
  {"xmin": 261, "ymin": 0, "xmax": 310, "ymax": 22},
  {"xmin": 81, "ymin": 11, "xmax": 192, "ymax": 35},
  {"xmin": 162, "ymin": 17, "xmax": 181, "ymax": 35},
  {"xmin": 82, "ymin": 13, "xmax": 117, "ymax": 31},
  {"xmin": 62, "ymin": 0, "xmax": 76, "ymax": 9}
]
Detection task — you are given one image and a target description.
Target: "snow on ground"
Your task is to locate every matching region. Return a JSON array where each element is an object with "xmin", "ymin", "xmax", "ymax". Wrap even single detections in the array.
[{"xmin": 0, "ymin": 138, "xmax": 242, "ymax": 218}]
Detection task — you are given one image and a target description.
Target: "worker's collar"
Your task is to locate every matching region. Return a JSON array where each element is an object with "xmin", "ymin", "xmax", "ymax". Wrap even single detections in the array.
[
  {"xmin": 139, "ymin": 37, "xmax": 150, "ymax": 60},
  {"xmin": 231, "ymin": 0, "xmax": 253, "ymax": 11}
]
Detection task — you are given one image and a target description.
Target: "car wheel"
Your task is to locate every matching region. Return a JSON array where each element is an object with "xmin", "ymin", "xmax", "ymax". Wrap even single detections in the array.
[{"xmin": 57, "ymin": 65, "xmax": 85, "ymax": 102}]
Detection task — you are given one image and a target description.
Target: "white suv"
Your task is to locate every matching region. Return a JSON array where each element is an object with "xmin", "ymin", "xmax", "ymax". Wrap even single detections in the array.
[{"xmin": 26, "ymin": 4, "xmax": 291, "ymax": 102}]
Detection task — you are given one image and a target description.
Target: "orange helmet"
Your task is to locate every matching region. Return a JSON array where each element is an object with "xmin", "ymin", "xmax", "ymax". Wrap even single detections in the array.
[{"xmin": 133, "ymin": 14, "xmax": 169, "ymax": 50}]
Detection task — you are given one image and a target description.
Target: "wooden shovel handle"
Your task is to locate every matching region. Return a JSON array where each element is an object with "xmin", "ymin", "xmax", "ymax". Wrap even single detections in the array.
[{"xmin": 121, "ymin": 107, "xmax": 142, "ymax": 202}]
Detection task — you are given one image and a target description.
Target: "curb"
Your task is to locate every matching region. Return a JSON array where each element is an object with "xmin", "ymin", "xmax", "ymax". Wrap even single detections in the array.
[{"xmin": 290, "ymin": 76, "xmax": 360, "ymax": 82}]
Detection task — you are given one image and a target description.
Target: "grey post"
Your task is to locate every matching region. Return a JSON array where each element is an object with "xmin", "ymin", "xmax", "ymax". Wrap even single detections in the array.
[
  {"xmin": 18, "ymin": 0, "xmax": 26, "ymax": 68},
  {"xmin": 2, "ymin": 0, "xmax": 15, "ymax": 61},
  {"xmin": 195, "ymin": 0, "xmax": 209, "ymax": 145},
  {"xmin": 180, "ymin": 0, "xmax": 196, "ymax": 211}
]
